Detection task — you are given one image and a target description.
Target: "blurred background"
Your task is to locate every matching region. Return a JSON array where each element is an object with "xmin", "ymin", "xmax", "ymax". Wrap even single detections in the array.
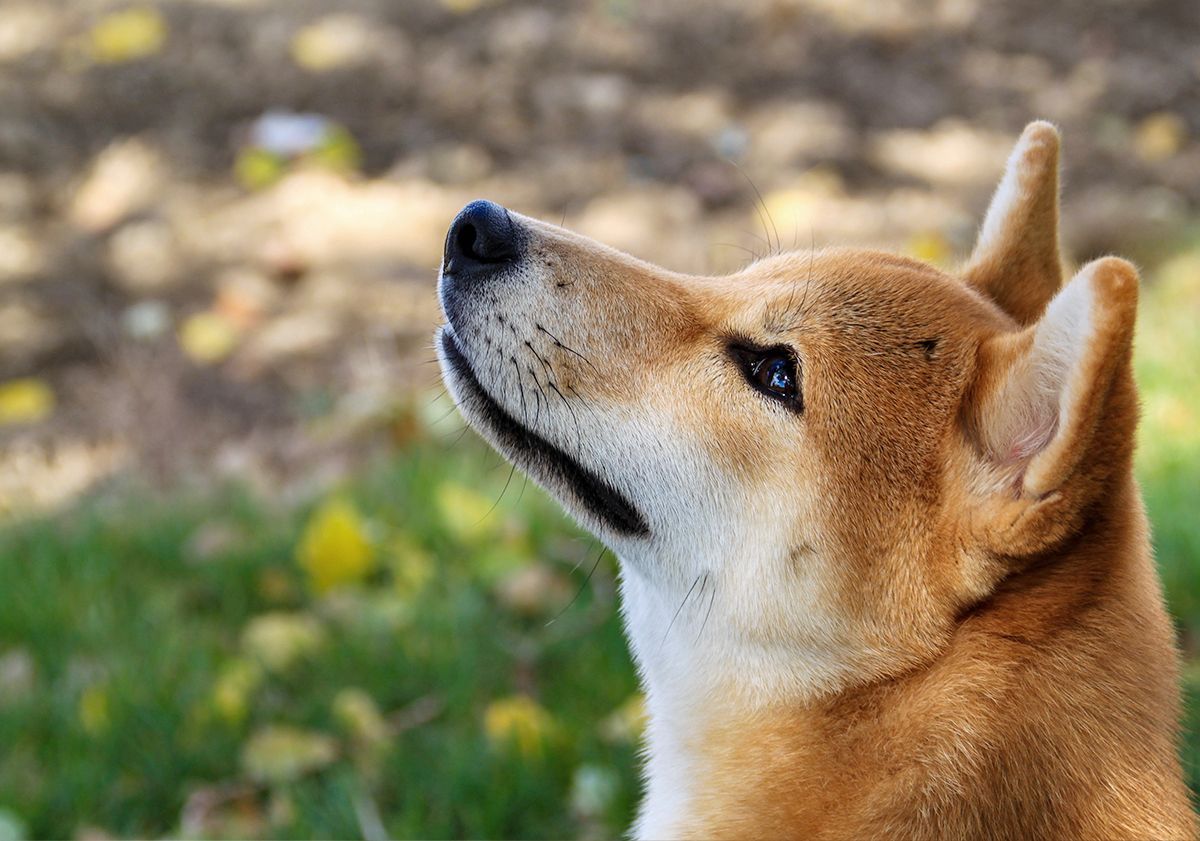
[{"xmin": 0, "ymin": 0, "xmax": 1198, "ymax": 837}]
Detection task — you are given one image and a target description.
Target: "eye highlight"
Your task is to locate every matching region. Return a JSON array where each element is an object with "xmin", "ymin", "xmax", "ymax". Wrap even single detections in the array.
[{"xmin": 729, "ymin": 343, "xmax": 803, "ymax": 411}]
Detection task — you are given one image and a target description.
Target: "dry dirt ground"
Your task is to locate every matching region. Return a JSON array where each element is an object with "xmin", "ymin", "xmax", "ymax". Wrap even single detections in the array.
[{"xmin": 1, "ymin": 0, "xmax": 1198, "ymax": 512}]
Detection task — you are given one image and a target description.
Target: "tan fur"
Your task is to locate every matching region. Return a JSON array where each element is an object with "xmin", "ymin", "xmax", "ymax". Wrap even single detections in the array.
[
  {"xmin": 681, "ymin": 475, "xmax": 1191, "ymax": 840},
  {"xmin": 438, "ymin": 123, "xmax": 1195, "ymax": 839}
]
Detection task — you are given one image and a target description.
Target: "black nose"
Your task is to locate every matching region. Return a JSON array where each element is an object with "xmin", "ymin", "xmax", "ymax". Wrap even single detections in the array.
[{"xmin": 443, "ymin": 200, "xmax": 519, "ymax": 274}]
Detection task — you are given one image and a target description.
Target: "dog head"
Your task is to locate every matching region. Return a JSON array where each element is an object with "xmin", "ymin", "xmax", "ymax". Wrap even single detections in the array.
[{"xmin": 436, "ymin": 122, "xmax": 1140, "ymax": 703}]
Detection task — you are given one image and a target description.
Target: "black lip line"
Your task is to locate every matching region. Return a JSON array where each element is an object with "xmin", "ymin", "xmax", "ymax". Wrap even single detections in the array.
[{"xmin": 440, "ymin": 329, "xmax": 650, "ymax": 538}]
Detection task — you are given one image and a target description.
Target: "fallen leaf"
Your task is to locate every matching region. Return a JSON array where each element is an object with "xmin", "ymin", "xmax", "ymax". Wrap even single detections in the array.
[
  {"xmin": 78, "ymin": 684, "xmax": 110, "ymax": 736},
  {"xmin": 241, "ymin": 612, "xmax": 326, "ymax": 672},
  {"xmin": 441, "ymin": 0, "xmax": 484, "ymax": 13},
  {"xmin": 234, "ymin": 147, "xmax": 286, "ymax": 191},
  {"xmin": 88, "ymin": 6, "xmax": 167, "ymax": 64},
  {"xmin": 69, "ymin": 139, "xmax": 165, "ymax": 232},
  {"xmin": 178, "ymin": 311, "xmax": 239, "ymax": 364},
  {"xmin": 242, "ymin": 725, "xmax": 337, "ymax": 784},
  {"xmin": 290, "ymin": 14, "xmax": 373, "ymax": 72},
  {"xmin": 106, "ymin": 219, "xmax": 179, "ymax": 292},
  {"xmin": 309, "ymin": 126, "xmax": 362, "ymax": 174},
  {"xmin": 1134, "ymin": 112, "xmax": 1187, "ymax": 163},
  {"xmin": 332, "ymin": 687, "xmax": 390, "ymax": 748},
  {"xmin": 600, "ymin": 693, "xmax": 647, "ymax": 743},
  {"xmin": 435, "ymin": 482, "xmax": 496, "ymax": 541},
  {"xmin": 907, "ymin": 231, "xmax": 951, "ymax": 266},
  {"xmin": 762, "ymin": 169, "xmax": 845, "ymax": 233},
  {"xmin": 483, "ymin": 695, "xmax": 556, "ymax": 757},
  {"xmin": 389, "ymin": 536, "xmax": 434, "ymax": 596},
  {"xmin": 211, "ymin": 658, "xmax": 263, "ymax": 725},
  {"xmin": 295, "ymin": 498, "xmax": 377, "ymax": 593},
  {"xmin": 0, "ymin": 378, "xmax": 54, "ymax": 426}
]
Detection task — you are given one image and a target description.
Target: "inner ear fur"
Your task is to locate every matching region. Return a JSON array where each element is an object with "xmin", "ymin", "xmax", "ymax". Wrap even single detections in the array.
[
  {"xmin": 964, "ymin": 121, "xmax": 1066, "ymax": 326},
  {"xmin": 965, "ymin": 257, "xmax": 1139, "ymax": 559}
]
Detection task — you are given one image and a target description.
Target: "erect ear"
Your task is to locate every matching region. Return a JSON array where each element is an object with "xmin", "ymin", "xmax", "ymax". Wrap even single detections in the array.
[
  {"xmin": 963, "ymin": 121, "xmax": 1065, "ymax": 326},
  {"xmin": 966, "ymin": 257, "xmax": 1139, "ymax": 558}
]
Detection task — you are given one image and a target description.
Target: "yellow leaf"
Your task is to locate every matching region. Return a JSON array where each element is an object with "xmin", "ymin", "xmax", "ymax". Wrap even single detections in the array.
[
  {"xmin": 907, "ymin": 231, "xmax": 951, "ymax": 266},
  {"xmin": 178, "ymin": 311, "xmax": 239, "ymax": 364},
  {"xmin": 0, "ymin": 378, "xmax": 54, "ymax": 426},
  {"xmin": 1134, "ymin": 112, "xmax": 1187, "ymax": 163},
  {"xmin": 389, "ymin": 536, "xmax": 434, "ymax": 596},
  {"xmin": 241, "ymin": 613, "xmax": 325, "ymax": 673},
  {"xmin": 762, "ymin": 169, "xmax": 845, "ymax": 235},
  {"xmin": 242, "ymin": 725, "xmax": 337, "ymax": 784},
  {"xmin": 235, "ymin": 147, "xmax": 286, "ymax": 191},
  {"xmin": 601, "ymin": 693, "xmax": 647, "ymax": 743},
  {"xmin": 484, "ymin": 695, "xmax": 556, "ymax": 757},
  {"xmin": 88, "ymin": 6, "xmax": 167, "ymax": 64},
  {"xmin": 79, "ymin": 684, "xmax": 110, "ymax": 736},
  {"xmin": 211, "ymin": 658, "xmax": 263, "ymax": 725},
  {"xmin": 289, "ymin": 15, "xmax": 371, "ymax": 72},
  {"xmin": 441, "ymin": 0, "xmax": 484, "ymax": 13},
  {"xmin": 435, "ymin": 482, "xmax": 496, "ymax": 541},
  {"xmin": 332, "ymin": 687, "xmax": 390, "ymax": 747},
  {"xmin": 296, "ymin": 498, "xmax": 377, "ymax": 593},
  {"xmin": 310, "ymin": 127, "xmax": 362, "ymax": 174}
]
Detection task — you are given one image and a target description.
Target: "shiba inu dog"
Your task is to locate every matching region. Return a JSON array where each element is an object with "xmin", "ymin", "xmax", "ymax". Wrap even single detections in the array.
[{"xmin": 436, "ymin": 122, "xmax": 1195, "ymax": 840}]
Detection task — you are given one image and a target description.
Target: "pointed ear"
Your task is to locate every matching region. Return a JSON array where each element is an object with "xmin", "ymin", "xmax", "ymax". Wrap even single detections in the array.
[
  {"xmin": 963, "ymin": 121, "xmax": 1065, "ymax": 326},
  {"xmin": 966, "ymin": 257, "xmax": 1139, "ymax": 557}
]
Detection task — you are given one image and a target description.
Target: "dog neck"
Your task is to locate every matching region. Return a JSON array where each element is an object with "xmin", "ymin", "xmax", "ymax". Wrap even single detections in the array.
[
  {"xmin": 617, "ymin": 554, "xmax": 866, "ymax": 840},
  {"xmin": 615, "ymin": 479, "xmax": 1190, "ymax": 840}
]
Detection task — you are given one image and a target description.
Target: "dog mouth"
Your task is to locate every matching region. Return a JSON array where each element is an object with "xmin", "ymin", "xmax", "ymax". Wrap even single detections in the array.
[{"xmin": 438, "ymin": 328, "xmax": 650, "ymax": 539}]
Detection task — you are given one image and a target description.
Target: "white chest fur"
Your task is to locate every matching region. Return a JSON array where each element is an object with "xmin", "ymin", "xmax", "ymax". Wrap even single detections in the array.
[{"xmin": 617, "ymin": 555, "xmax": 857, "ymax": 840}]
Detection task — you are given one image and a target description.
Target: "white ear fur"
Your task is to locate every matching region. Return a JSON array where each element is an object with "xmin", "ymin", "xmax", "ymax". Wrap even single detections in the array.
[
  {"xmin": 985, "ymin": 270, "xmax": 1091, "ymax": 464},
  {"xmin": 964, "ymin": 121, "xmax": 1064, "ymax": 326},
  {"xmin": 976, "ymin": 257, "xmax": 1138, "ymax": 498},
  {"xmin": 975, "ymin": 124, "xmax": 1057, "ymax": 256}
]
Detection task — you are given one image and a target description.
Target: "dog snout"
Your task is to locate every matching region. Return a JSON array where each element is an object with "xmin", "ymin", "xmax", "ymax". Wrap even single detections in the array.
[{"xmin": 443, "ymin": 200, "xmax": 520, "ymax": 278}]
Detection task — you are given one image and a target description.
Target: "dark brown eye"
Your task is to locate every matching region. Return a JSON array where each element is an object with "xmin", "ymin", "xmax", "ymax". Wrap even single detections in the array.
[
  {"xmin": 729, "ymin": 344, "xmax": 803, "ymax": 410},
  {"xmin": 755, "ymin": 355, "xmax": 796, "ymax": 397}
]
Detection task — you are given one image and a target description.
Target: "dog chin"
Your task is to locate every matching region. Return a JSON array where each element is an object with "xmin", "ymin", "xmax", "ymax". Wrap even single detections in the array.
[{"xmin": 437, "ymin": 326, "xmax": 651, "ymax": 539}]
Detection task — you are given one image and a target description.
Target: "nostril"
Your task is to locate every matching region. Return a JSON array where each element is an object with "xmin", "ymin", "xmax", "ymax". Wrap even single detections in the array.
[
  {"xmin": 444, "ymin": 200, "xmax": 519, "ymax": 271},
  {"xmin": 456, "ymin": 222, "xmax": 479, "ymax": 260}
]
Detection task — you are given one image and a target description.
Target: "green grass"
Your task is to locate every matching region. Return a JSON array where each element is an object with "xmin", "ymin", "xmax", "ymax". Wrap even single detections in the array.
[
  {"xmin": 1134, "ymin": 248, "xmax": 1200, "ymax": 638},
  {"xmin": 0, "ymin": 251, "xmax": 1198, "ymax": 838},
  {"xmin": 0, "ymin": 437, "xmax": 641, "ymax": 839}
]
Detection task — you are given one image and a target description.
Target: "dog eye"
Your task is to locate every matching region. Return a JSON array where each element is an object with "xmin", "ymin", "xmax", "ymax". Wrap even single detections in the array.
[
  {"xmin": 729, "ymin": 344, "xmax": 803, "ymax": 410},
  {"xmin": 756, "ymin": 356, "xmax": 795, "ymax": 396}
]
